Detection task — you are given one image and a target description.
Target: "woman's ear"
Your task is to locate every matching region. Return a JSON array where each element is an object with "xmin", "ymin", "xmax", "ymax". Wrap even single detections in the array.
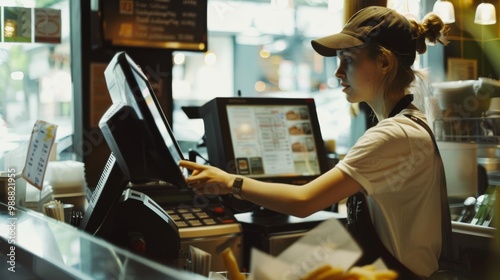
[{"xmin": 378, "ymin": 51, "xmax": 394, "ymax": 75}]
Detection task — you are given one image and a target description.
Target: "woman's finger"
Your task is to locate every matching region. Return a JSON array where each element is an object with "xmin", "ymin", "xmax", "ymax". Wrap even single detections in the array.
[{"xmin": 179, "ymin": 159, "xmax": 205, "ymax": 170}]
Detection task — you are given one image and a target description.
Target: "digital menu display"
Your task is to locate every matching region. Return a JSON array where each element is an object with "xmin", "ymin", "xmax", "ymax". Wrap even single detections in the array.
[
  {"xmin": 226, "ymin": 105, "xmax": 321, "ymax": 177},
  {"xmin": 101, "ymin": 0, "xmax": 207, "ymax": 51}
]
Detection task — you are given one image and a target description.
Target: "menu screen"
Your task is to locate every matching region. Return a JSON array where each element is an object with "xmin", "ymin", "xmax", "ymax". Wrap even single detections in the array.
[
  {"xmin": 226, "ymin": 105, "xmax": 321, "ymax": 178},
  {"xmin": 101, "ymin": 0, "xmax": 207, "ymax": 51}
]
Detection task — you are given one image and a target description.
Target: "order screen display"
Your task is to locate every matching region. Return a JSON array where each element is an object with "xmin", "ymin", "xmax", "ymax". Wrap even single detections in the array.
[{"xmin": 226, "ymin": 105, "xmax": 321, "ymax": 177}]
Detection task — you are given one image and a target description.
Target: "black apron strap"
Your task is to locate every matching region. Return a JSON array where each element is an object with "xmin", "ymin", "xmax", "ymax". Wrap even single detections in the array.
[{"xmin": 403, "ymin": 114, "xmax": 453, "ymax": 262}]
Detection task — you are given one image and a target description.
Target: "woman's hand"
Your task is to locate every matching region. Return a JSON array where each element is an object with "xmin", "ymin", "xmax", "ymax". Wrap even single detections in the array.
[{"xmin": 179, "ymin": 160, "xmax": 235, "ymax": 196}]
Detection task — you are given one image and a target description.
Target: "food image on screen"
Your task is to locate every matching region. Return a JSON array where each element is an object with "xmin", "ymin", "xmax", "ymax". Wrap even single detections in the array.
[
  {"xmin": 227, "ymin": 105, "xmax": 320, "ymax": 177},
  {"xmin": 288, "ymin": 122, "xmax": 312, "ymax": 135},
  {"xmin": 236, "ymin": 158, "xmax": 250, "ymax": 175}
]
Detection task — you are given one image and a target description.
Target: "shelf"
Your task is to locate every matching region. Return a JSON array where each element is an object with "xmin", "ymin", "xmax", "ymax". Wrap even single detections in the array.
[{"xmin": 434, "ymin": 117, "xmax": 500, "ymax": 144}]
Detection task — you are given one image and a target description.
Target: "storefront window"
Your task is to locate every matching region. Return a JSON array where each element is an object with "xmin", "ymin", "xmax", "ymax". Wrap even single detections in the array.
[
  {"xmin": 172, "ymin": 0, "xmax": 423, "ymax": 154},
  {"xmin": 0, "ymin": 0, "xmax": 71, "ymax": 170},
  {"xmin": 171, "ymin": 0, "xmax": 351, "ymax": 153}
]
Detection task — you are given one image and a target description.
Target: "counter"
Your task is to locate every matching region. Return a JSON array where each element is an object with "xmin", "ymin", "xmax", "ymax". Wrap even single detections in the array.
[
  {"xmin": 0, "ymin": 202, "xmax": 207, "ymax": 279},
  {"xmin": 447, "ymin": 221, "xmax": 498, "ymax": 278},
  {"xmin": 1, "ymin": 201, "xmax": 497, "ymax": 279}
]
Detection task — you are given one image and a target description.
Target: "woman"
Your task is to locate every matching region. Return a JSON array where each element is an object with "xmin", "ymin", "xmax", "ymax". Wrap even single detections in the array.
[{"xmin": 180, "ymin": 6, "xmax": 449, "ymax": 279}]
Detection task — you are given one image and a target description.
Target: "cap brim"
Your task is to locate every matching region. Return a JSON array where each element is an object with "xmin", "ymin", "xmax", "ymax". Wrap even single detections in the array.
[{"xmin": 311, "ymin": 33, "xmax": 364, "ymax": 57}]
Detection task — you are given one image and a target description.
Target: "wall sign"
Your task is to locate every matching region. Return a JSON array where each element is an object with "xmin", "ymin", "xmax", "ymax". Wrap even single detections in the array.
[
  {"xmin": 3, "ymin": 7, "xmax": 32, "ymax": 42},
  {"xmin": 101, "ymin": 0, "xmax": 207, "ymax": 51},
  {"xmin": 34, "ymin": 8, "xmax": 61, "ymax": 43},
  {"xmin": 447, "ymin": 58, "xmax": 478, "ymax": 81}
]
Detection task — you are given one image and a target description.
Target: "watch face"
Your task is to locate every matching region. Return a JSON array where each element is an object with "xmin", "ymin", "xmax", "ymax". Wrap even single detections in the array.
[{"xmin": 232, "ymin": 177, "xmax": 243, "ymax": 199}]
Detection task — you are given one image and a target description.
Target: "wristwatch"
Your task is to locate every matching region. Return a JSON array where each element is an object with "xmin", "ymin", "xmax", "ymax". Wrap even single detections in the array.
[{"xmin": 231, "ymin": 177, "xmax": 244, "ymax": 200}]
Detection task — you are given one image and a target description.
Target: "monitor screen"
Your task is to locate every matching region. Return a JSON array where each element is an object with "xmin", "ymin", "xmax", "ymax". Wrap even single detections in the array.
[
  {"xmin": 199, "ymin": 97, "xmax": 329, "ymax": 186},
  {"xmin": 227, "ymin": 104, "xmax": 322, "ymax": 178}
]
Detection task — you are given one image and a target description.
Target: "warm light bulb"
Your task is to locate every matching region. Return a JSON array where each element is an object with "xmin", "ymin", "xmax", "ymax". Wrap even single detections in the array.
[
  {"xmin": 433, "ymin": 0, "xmax": 455, "ymax": 24},
  {"xmin": 204, "ymin": 51, "xmax": 217, "ymax": 66},
  {"xmin": 173, "ymin": 53, "xmax": 185, "ymax": 65},
  {"xmin": 475, "ymin": 3, "xmax": 497, "ymax": 25}
]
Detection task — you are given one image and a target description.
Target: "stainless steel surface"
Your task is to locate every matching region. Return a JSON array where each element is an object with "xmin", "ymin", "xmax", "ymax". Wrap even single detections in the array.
[
  {"xmin": 477, "ymin": 157, "xmax": 500, "ymax": 172},
  {"xmin": 452, "ymin": 221, "xmax": 496, "ymax": 237},
  {"xmin": 477, "ymin": 144, "xmax": 500, "ymax": 158}
]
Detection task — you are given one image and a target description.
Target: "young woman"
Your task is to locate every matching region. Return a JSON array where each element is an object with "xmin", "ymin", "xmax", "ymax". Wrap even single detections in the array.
[{"xmin": 180, "ymin": 6, "xmax": 449, "ymax": 279}]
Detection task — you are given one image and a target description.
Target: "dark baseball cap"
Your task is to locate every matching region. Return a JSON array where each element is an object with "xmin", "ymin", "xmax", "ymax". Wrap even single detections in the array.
[{"xmin": 311, "ymin": 6, "xmax": 416, "ymax": 67}]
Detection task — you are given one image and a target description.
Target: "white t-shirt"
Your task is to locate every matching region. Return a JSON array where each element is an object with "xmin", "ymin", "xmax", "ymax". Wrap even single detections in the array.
[{"xmin": 335, "ymin": 109, "xmax": 442, "ymax": 277}]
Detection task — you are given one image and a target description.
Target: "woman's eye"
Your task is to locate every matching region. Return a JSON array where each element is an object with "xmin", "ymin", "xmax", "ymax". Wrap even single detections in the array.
[{"xmin": 342, "ymin": 57, "xmax": 352, "ymax": 64}]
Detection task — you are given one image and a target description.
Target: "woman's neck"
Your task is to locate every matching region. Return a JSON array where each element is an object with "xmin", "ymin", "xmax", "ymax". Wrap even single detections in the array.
[{"xmin": 369, "ymin": 93, "xmax": 414, "ymax": 121}]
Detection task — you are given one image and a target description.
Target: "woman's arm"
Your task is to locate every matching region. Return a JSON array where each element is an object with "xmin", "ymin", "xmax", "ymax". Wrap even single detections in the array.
[{"xmin": 179, "ymin": 160, "xmax": 362, "ymax": 217}]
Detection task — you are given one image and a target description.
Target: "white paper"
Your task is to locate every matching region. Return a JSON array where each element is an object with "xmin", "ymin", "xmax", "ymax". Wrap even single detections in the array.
[
  {"xmin": 249, "ymin": 248, "xmax": 291, "ymax": 280},
  {"xmin": 249, "ymin": 218, "xmax": 365, "ymax": 279}
]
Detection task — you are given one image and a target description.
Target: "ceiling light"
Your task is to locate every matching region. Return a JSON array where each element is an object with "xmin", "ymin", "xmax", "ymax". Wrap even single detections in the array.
[
  {"xmin": 433, "ymin": 0, "xmax": 455, "ymax": 24},
  {"xmin": 474, "ymin": 3, "xmax": 497, "ymax": 25}
]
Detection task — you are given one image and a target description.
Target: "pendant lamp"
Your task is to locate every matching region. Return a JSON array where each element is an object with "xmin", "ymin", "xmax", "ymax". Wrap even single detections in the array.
[
  {"xmin": 433, "ymin": 0, "xmax": 455, "ymax": 24},
  {"xmin": 474, "ymin": 3, "xmax": 497, "ymax": 25}
]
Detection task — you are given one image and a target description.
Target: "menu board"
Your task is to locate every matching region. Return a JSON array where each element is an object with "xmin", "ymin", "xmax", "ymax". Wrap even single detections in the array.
[
  {"xmin": 226, "ymin": 105, "xmax": 321, "ymax": 177},
  {"xmin": 101, "ymin": 0, "xmax": 207, "ymax": 51}
]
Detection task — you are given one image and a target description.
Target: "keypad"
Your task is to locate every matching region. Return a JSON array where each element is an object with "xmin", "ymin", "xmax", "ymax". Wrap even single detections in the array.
[{"xmin": 164, "ymin": 205, "xmax": 236, "ymax": 228}]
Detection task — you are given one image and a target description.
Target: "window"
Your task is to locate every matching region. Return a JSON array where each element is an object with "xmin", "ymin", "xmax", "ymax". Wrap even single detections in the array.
[
  {"xmin": 171, "ymin": 0, "xmax": 355, "ymax": 153},
  {"xmin": 171, "ymin": 0, "xmax": 429, "ymax": 155},
  {"xmin": 0, "ymin": 0, "xmax": 71, "ymax": 170}
]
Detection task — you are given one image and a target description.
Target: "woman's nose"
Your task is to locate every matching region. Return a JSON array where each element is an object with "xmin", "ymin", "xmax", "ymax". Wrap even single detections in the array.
[{"xmin": 335, "ymin": 65, "xmax": 344, "ymax": 79}]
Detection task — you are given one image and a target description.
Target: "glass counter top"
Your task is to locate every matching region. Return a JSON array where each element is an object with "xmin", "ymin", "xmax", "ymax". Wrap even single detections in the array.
[{"xmin": 0, "ymin": 202, "xmax": 207, "ymax": 279}]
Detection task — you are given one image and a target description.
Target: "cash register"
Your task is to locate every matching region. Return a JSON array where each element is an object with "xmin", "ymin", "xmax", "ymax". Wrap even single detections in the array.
[{"xmin": 79, "ymin": 51, "xmax": 242, "ymax": 272}]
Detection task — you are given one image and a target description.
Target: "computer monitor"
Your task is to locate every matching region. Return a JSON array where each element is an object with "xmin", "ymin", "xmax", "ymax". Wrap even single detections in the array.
[
  {"xmin": 100, "ymin": 51, "xmax": 189, "ymax": 185},
  {"xmin": 80, "ymin": 51, "xmax": 189, "ymax": 238},
  {"xmin": 199, "ymin": 97, "xmax": 330, "ymax": 215}
]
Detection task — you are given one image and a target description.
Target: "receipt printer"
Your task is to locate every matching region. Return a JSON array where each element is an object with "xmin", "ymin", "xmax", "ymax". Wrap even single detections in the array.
[{"xmin": 97, "ymin": 188, "xmax": 180, "ymax": 266}]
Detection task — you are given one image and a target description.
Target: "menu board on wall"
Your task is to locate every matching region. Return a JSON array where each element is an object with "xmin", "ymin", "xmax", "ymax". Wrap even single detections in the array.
[{"xmin": 101, "ymin": 0, "xmax": 207, "ymax": 51}]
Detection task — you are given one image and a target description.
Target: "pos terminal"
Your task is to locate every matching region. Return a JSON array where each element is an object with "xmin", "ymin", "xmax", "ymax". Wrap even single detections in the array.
[{"xmin": 80, "ymin": 51, "xmax": 242, "ymax": 271}]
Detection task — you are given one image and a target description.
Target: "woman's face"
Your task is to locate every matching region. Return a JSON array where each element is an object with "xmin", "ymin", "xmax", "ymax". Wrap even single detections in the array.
[{"xmin": 335, "ymin": 47, "xmax": 384, "ymax": 104}]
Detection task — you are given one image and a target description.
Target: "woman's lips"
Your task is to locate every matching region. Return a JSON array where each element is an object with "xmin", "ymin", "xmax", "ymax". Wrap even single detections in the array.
[{"xmin": 340, "ymin": 83, "xmax": 350, "ymax": 92}]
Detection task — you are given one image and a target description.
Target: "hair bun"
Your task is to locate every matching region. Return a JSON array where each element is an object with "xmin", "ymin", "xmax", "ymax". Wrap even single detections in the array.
[{"xmin": 413, "ymin": 13, "xmax": 449, "ymax": 54}]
